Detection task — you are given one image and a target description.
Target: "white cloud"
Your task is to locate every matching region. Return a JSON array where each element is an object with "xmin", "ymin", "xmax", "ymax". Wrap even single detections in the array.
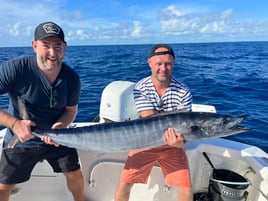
[
  {"xmin": 157, "ymin": 5, "xmax": 262, "ymax": 39},
  {"xmin": 200, "ymin": 21, "xmax": 226, "ymax": 34},
  {"xmin": 76, "ymin": 30, "xmax": 90, "ymax": 40},
  {"xmin": 131, "ymin": 21, "xmax": 143, "ymax": 37},
  {"xmin": 163, "ymin": 5, "xmax": 186, "ymax": 18},
  {"xmin": 9, "ymin": 22, "xmax": 21, "ymax": 37}
]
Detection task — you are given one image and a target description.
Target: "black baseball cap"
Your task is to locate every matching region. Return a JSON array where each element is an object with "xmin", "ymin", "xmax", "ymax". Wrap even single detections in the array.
[
  {"xmin": 149, "ymin": 44, "xmax": 175, "ymax": 59},
  {"xmin": 34, "ymin": 22, "xmax": 65, "ymax": 43}
]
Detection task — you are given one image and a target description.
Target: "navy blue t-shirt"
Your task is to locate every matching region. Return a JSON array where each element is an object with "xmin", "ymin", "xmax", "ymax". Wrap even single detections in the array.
[{"xmin": 0, "ymin": 55, "xmax": 81, "ymax": 147}]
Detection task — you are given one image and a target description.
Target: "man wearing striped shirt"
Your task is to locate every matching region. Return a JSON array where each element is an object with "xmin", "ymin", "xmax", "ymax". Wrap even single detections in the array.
[{"xmin": 114, "ymin": 44, "xmax": 193, "ymax": 201}]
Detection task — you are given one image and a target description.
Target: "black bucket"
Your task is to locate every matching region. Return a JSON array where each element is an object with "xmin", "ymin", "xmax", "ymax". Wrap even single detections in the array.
[
  {"xmin": 208, "ymin": 169, "xmax": 249, "ymax": 201},
  {"xmin": 203, "ymin": 152, "xmax": 250, "ymax": 201}
]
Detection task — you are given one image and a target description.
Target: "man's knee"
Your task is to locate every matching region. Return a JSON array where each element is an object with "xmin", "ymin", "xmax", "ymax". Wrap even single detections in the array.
[
  {"xmin": 114, "ymin": 182, "xmax": 134, "ymax": 201},
  {"xmin": 0, "ymin": 183, "xmax": 16, "ymax": 201},
  {"xmin": 177, "ymin": 186, "xmax": 193, "ymax": 201},
  {"xmin": 119, "ymin": 182, "xmax": 133, "ymax": 191},
  {"xmin": 64, "ymin": 169, "xmax": 83, "ymax": 179},
  {"xmin": 0, "ymin": 183, "xmax": 15, "ymax": 191}
]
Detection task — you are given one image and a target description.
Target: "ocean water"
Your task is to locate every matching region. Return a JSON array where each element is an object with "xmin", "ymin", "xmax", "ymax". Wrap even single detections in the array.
[{"xmin": 0, "ymin": 42, "xmax": 267, "ymax": 152}]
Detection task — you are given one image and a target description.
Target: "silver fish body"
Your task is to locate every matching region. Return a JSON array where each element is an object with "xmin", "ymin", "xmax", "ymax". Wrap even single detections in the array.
[{"xmin": 33, "ymin": 112, "xmax": 250, "ymax": 152}]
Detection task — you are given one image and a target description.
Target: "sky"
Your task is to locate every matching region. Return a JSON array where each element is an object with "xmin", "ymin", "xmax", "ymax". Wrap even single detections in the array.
[{"xmin": 1, "ymin": 0, "xmax": 268, "ymax": 47}]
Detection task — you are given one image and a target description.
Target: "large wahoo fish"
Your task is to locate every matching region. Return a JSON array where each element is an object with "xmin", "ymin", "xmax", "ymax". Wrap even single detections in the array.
[{"xmin": 33, "ymin": 112, "xmax": 250, "ymax": 152}]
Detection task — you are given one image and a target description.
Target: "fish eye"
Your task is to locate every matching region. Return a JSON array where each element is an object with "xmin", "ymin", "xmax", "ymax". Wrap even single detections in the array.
[
  {"xmin": 222, "ymin": 118, "xmax": 228, "ymax": 125},
  {"xmin": 190, "ymin": 125, "xmax": 200, "ymax": 131}
]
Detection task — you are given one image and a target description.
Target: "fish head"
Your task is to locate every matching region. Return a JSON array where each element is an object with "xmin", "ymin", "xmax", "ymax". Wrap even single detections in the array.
[{"xmin": 189, "ymin": 113, "xmax": 250, "ymax": 139}]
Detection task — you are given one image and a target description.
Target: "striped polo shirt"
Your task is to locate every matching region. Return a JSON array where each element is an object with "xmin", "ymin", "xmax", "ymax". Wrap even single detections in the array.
[{"xmin": 133, "ymin": 76, "xmax": 192, "ymax": 113}]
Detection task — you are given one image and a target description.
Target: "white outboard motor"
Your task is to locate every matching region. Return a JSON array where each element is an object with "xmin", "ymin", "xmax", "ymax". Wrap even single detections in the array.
[{"xmin": 99, "ymin": 81, "xmax": 139, "ymax": 122}]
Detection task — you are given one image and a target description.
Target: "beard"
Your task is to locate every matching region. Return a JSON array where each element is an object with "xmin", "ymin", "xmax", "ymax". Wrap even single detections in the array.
[
  {"xmin": 155, "ymin": 73, "xmax": 171, "ymax": 83},
  {"xmin": 38, "ymin": 56, "xmax": 62, "ymax": 72}
]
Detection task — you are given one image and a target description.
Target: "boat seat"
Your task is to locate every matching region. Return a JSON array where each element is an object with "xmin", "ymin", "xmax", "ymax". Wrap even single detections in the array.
[{"xmin": 85, "ymin": 161, "xmax": 178, "ymax": 201}]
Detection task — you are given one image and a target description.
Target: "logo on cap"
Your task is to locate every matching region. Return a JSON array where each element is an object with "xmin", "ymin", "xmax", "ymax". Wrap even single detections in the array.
[{"xmin": 43, "ymin": 23, "xmax": 60, "ymax": 34}]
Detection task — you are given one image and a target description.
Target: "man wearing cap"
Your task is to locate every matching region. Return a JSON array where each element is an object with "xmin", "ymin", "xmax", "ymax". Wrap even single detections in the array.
[
  {"xmin": 0, "ymin": 22, "xmax": 84, "ymax": 201},
  {"xmin": 114, "ymin": 44, "xmax": 193, "ymax": 201}
]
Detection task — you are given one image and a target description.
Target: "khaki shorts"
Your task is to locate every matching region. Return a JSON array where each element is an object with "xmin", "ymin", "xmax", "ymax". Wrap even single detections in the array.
[{"xmin": 120, "ymin": 145, "xmax": 192, "ymax": 187}]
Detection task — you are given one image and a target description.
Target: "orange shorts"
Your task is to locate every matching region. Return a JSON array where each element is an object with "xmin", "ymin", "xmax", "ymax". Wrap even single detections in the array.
[{"xmin": 120, "ymin": 145, "xmax": 191, "ymax": 187}]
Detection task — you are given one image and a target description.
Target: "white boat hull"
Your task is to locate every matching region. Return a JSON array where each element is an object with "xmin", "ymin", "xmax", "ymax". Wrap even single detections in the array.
[{"xmin": 1, "ymin": 128, "xmax": 267, "ymax": 201}]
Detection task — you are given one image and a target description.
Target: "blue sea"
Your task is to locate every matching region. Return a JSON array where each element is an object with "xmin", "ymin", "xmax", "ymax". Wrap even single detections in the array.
[{"xmin": 0, "ymin": 42, "xmax": 267, "ymax": 152}]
